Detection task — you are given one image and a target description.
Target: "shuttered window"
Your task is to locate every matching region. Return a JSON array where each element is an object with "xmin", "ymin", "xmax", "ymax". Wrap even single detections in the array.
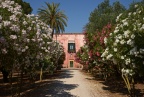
[{"xmin": 68, "ymin": 43, "xmax": 76, "ymax": 53}]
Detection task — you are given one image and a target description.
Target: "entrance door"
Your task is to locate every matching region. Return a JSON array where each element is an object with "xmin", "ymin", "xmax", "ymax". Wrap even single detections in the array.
[{"xmin": 70, "ymin": 61, "xmax": 73, "ymax": 68}]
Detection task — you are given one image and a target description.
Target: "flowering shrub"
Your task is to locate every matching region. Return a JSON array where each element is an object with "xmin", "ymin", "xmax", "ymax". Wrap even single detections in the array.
[
  {"xmin": 40, "ymin": 41, "xmax": 65, "ymax": 73},
  {"xmin": 49, "ymin": 41, "xmax": 65, "ymax": 68},
  {"xmin": 101, "ymin": 4, "xmax": 144, "ymax": 76},
  {"xmin": 101, "ymin": 4, "xmax": 144, "ymax": 95},
  {"xmin": 75, "ymin": 45, "xmax": 89, "ymax": 66},
  {"xmin": 0, "ymin": 0, "xmax": 65, "ymax": 96},
  {"xmin": 76, "ymin": 2, "xmax": 143, "ymax": 96},
  {"xmin": 81, "ymin": 24, "xmax": 112, "ymax": 70},
  {"xmin": 0, "ymin": 0, "xmax": 52, "ymax": 72}
]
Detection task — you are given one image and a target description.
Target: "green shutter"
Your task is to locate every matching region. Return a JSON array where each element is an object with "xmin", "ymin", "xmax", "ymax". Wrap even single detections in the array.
[{"xmin": 68, "ymin": 43, "xmax": 76, "ymax": 53}]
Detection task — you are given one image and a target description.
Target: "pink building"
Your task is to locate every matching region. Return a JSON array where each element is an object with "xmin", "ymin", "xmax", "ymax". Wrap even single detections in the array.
[{"xmin": 53, "ymin": 33, "xmax": 85, "ymax": 68}]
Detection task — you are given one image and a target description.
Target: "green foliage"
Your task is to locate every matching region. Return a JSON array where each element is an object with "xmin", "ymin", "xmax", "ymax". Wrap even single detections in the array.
[
  {"xmin": 13, "ymin": 0, "xmax": 32, "ymax": 14},
  {"xmin": 75, "ymin": 45, "xmax": 89, "ymax": 69},
  {"xmin": 58, "ymin": 51, "xmax": 65, "ymax": 65},
  {"xmin": 128, "ymin": 0, "xmax": 144, "ymax": 12},
  {"xmin": 85, "ymin": 0, "xmax": 126, "ymax": 33}
]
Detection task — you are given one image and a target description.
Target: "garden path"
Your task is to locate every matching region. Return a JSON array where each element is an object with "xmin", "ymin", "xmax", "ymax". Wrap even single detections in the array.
[
  {"xmin": 57, "ymin": 69, "xmax": 109, "ymax": 97},
  {"xmin": 22, "ymin": 69, "xmax": 128, "ymax": 97}
]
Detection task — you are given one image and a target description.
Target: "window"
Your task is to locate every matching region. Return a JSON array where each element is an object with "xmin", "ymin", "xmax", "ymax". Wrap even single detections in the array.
[
  {"xmin": 70, "ymin": 45, "xmax": 73, "ymax": 50},
  {"xmin": 68, "ymin": 43, "xmax": 76, "ymax": 53}
]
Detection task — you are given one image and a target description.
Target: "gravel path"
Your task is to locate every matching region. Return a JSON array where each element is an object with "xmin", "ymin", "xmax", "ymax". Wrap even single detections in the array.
[
  {"xmin": 22, "ymin": 69, "xmax": 127, "ymax": 97},
  {"xmin": 58, "ymin": 69, "xmax": 110, "ymax": 97}
]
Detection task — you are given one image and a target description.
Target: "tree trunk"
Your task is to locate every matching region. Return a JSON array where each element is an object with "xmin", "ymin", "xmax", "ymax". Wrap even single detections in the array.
[
  {"xmin": 51, "ymin": 29, "xmax": 54, "ymax": 38},
  {"xmin": 40, "ymin": 67, "xmax": 43, "ymax": 82},
  {"xmin": 0, "ymin": 67, "xmax": 9, "ymax": 83}
]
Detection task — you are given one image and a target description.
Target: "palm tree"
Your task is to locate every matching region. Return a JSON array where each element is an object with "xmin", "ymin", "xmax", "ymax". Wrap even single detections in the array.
[{"xmin": 38, "ymin": 2, "xmax": 68, "ymax": 38}]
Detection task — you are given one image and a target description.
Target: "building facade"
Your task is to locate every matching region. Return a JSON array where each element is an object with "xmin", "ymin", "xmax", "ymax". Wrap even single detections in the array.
[{"xmin": 53, "ymin": 33, "xmax": 85, "ymax": 68}]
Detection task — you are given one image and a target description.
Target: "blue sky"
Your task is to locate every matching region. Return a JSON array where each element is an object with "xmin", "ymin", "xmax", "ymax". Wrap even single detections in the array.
[{"xmin": 23, "ymin": 0, "xmax": 141, "ymax": 33}]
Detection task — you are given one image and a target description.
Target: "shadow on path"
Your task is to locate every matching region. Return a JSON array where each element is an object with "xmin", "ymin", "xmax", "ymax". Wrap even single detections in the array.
[
  {"xmin": 41, "ymin": 69, "xmax": 75, "ymax": 80},
  {"xmin": 22, "ymin": 80, "xmax": 78, "ymax": 97},
  {"xmin": 55, "ymin": 69, "xmax": 74, "ymax": 79},
  {"xmin": 22, "ymin": 69, "xmax": 78, "ymax": 97},
  {"xmin": 101, "ymin": 79, "xmax": 144, "ymax": 97},
  {"xmin": 0, "ymin": 69, "xmax": 78, "ymax": 97},
  {"xmin": 83, "ymin": 70, "xmax": 144, "ymax": 97}
]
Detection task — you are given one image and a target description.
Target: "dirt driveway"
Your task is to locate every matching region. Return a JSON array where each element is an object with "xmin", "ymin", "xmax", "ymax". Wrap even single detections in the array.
[
  {"xmin": 22, "ymin": 69, "xmax": 129, "ymax": 97},
  {"xmin": 57, "ymin": 69, "xmax": 109, "ymax": 97}
]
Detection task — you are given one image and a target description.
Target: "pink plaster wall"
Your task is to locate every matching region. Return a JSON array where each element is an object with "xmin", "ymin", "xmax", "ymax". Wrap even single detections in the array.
[{"xmin": 53, "ymin": 33, "xmax": 85, "ymax": 68}]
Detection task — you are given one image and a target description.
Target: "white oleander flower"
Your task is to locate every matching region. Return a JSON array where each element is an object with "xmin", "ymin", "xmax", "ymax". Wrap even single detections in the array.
[
  {"xmin": 10, "ymin": 35, "xmax": 17, "ymax": 39},
  {"xmin": 109, "ymin": 33, "xmax": 112, "ymax": 36},
  {"xmin": 10, "ymin": 25, "xmax": 20, "ymax": 32},
  {"xmin": 122, "ymin": 19, "xmax": 127, "ymax": 23},
  {"xmin": 38, "ymin": 38, "xmax": 42, "ymax": 42},
  {"xmin": 45, "ymin": 49, "xmax": 48, "ymax": 52},
  {"xmin": 116, "ymin": 13, "xmax": 122, "ymax": 22},
  {"xmin": 131, "ymin": 34, "xmax": 135, "ymax": 39},
  {"xmin": 127, "ymin": 39, "xmax": 132, "ymax": 45},
  {"xmin": 22, "ymin": 49, "xmax": 26, "ymax": 52},
  {"xmin": 115, "ymin": 26, "xmax": 119, "ymax": 30},
  {"xmin": 101, "ymin": 52, "xmax": 106, "ymax": 57},
  {"xmin": 10, "ymin": 14, "xmax": 17, "ymax": 21},
  {"xmin": 105, "ymin": 47, "xmax": 109, "ymax": 51},
  {"xmin": 118, "ymin": 34, "xmax": 122, "ymax": 39},
  {"xmin": 0, "ymin": 15, "xmax": 2, "ymax": 21},
  {"xmin": 41, "ymin": 47, "xmax": 44, "ymax": 49},
  {"xmin": 2, "ymin": 48, "xmax": 7, "ymax": 54},
  {"xmin": 130, "ymin": 47, "xmax": 137, "ymax": 55},
  {"xmin": 15, "ymin": 43, "xmax": 18, "ymax": 46},
  {"xmin": 125, "ymin": 69, "xmax": 129, "ymax": 74},
  {"xmin": 42, "ymin": 34, "xmax": 47, "ymax": 38},
  {"xmin": 124, "ymin": 30, "xmax": 130, "ymax": 38},
  {"xmin": 31, "ymin": 39, "xmax": 35, "ymax": 42},
  {"xmin": 138, "ymin": 10, "xmax": 142, "ymax": 14},
  {"xmin": 139, "ymin": 49, "xmax": 144, "ymax": 54},
  {"xmin": 114, "ymin": 29, "xmax": 119, "ymax": 34},
  {"xmin": 123, "ymin": 21, "xmax": 128, "ymax": 26},
  {"xmin": 27, "ymin": 27, "xmax": 31, "ymax": 31},
  {"xmin": 32, "ymin": 21, "xmax": 36, "ymax": 24},
  {"xmin": 22, "ymin": 29, "xmax": 26, "ymax": 35},
  {"xmin": 128, "ymin": 12, "xmax": 131, "ymax": 16},
  {"xmin": 135, "ymin": 4, "xmax": 138, "ymax": 8},
  {"xmin": 121, "ymin": 68, "xmax": 134, "ymax": 76},
  {"xmin": 106, "ymin": 54, "xmax": 113, "ymax": 60},
  {"xmin": 133, "ymin": 12, "xmax": 136, "ymax": 15},
  {"xmin": 140, "ymin": 24, "xmax": 144, "ymax": 31},
  {"xmin": 3, "ymin": 21, "xmax": 11, "ymax": 26},
  {"xmin": 115, "ymin": 39, "xmax": 119, "ymax": 43},
  {"xmin": 36, "ymin": 24, "xmax": 40, "ymax": 28},
  {"xmin": 114, "ymin": 48, "xmax": 117, "ymax": 52},
  {"xmin": 10, "ymin": 1, "xmax": 15, "ymax": 5},
  {"xmin": 23, "ymin": 21, "xmax": 27, "ymax": 25},
  {"xmin": 121, "ymin": 68, "xmax": 125, "ymax": 73},
  {"xmin": 127, "ymin": 39, "xmax": 134, "ymax": 46},
  {"xmin": 26, "ymin": 39, "xmax": 30, "ymax": 43},
  {"xmin": 121, "ymin": 56, "xmax": 124, "ymax": 59},
  {"xmin": 125, "ymin": 58, "xmax": 131, "ymax": 65},
  {"xmin": 120, "ymin": 39, "xmax": 125, "ymax": 44},
  {"xmin": 104, "ymin": 37, "xmax": 107, "ymax": 44},
  {"xmin": 113, "ymin": 42, "xmax": 117, "ymax": 46},
  {"xmin": 25, "ymin": 46, "xmax": 29, "ymax": 49}
]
